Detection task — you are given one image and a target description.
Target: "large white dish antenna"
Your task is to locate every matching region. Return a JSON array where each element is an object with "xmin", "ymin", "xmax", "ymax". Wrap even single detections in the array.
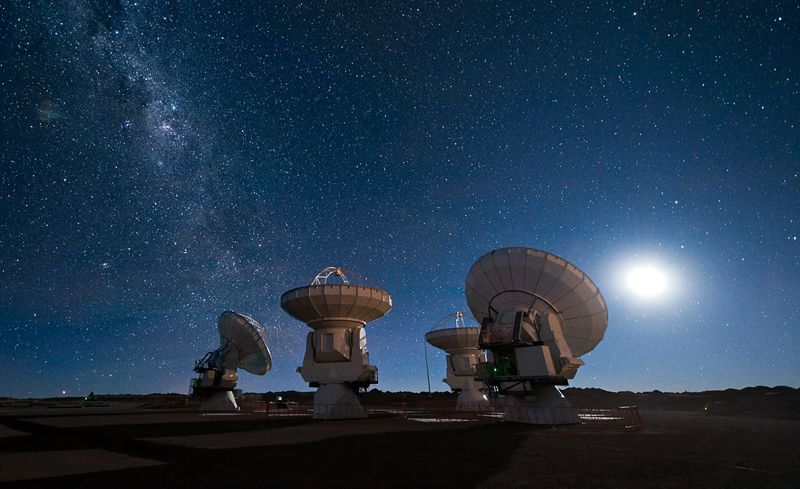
[
  {"xmin": 465, "ymin": 247, "xmax": 607, "ymax": 356},
  {"xmin": 217, "ymin": 311, "xmax": 273, "ymax": 375}
]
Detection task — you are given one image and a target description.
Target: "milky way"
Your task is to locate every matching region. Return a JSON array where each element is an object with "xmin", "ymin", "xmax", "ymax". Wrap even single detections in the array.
[{"xmin": 1, "ymin": 1, "xmax": 798, "ymax": 397}]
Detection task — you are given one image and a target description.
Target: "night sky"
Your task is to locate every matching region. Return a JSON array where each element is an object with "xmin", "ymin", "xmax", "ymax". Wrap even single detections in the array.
[{"xmin": 1, "ymin": 1, "xmax": 798, "ymax": 398}]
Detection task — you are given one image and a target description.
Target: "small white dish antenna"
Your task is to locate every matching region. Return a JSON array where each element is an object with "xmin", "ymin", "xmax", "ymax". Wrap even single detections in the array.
[
  {"xmin": 426, "ymin": 312, "xmax": 482, "ymax": 353},
  {"xmin": 425, "ymin": 312, "xmax": 491, "ymax": 410},
  {"xmin": 191, "ymin": 311, "xmax": 272, "ymax": 412},
  {"xmin": 216, "ymin": 311, "xmax": 273, "ymax": 375}
]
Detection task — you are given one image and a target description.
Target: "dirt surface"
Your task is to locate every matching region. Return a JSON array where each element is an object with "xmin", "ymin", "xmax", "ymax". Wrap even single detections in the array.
[{"xmin": 0, "ymin": 406, "xmax": 797, "ymax": 488}]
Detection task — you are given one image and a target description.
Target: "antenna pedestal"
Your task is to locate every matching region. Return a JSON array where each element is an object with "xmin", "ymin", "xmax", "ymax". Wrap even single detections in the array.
[
  {"xmin": 313, "ymin": 384, "xmax": 367, "ymax": 419},
  {"xmin": 456, "ymin": 386, "xmax": 490, "ymax": 410},
  {"xmin": 191, "ymin": 367, "xmax": 241, "ymax": 412},
  {"xmin": 446, "ymin": 352, "xmax": 490, "ymax": 411},
  {"xmin": 298, "ymin": 328, "xmax": 377, "ymax": 419},
  {"xmin": 201, "ymin": 390, "xmax": 240, "ymax": 412},
  {"xmin": 503, "ymin": 386, "xmax": 579, "ymax": 425}
]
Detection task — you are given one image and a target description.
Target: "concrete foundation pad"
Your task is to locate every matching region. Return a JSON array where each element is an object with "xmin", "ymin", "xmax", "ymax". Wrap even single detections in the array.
[
  {"xmin": 0, "ymin": 449, "xmax": 163, "ymax": 482},
  {"xmin": 25, "ymin": 411, "xmax": 248, "ymax": 428},
  {"xmin": 0, "ymin": 424, "xmax": 30, "ymax": 438},
  {"xmin": 143, "ymin": 418, "xmax": 474, "ymax": 449}
]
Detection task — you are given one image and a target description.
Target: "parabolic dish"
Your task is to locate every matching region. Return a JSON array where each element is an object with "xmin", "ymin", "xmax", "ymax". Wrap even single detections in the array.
[
  {"xmin": 218, "ymin": 311, "xmax": 272, "ymax": 375},
  {"xmin": 425, "ymin": 327, "xmax": 481, "ymax": 352},
  {"xmin": 465, "ymin": 247, "xmax": 608, "ymax": 356},
  {"xmin": 425, "ymin": 312, "xmax": 481, "ymax": 352},
  {"xmin": 280, "ymin": 284, "xmax": 392, "ymax": 328}
]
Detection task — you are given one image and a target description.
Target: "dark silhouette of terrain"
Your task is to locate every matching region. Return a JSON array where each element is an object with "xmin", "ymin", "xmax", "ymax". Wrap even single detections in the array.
[
  {"xmin": 1, "ymin": 387, "xmax": 797, "ymax": 487},
  {"xmin": 564, "ymin": 385, "xmax": 800, "ymax": 419},
  {"xmin": 6, "ymin": 386, "xmax": 798, "ymax": 419}
]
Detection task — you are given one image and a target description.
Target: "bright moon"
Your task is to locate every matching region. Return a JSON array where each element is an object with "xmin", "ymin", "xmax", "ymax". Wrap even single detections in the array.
[{"xmin": 626, "ymin": 265, "xmax": 668, "ymax": 298}]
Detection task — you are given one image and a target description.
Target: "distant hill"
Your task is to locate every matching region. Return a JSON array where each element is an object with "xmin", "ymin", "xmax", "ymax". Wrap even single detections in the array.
[
  {"xmin": 563, "ymin": 386, "xmax": 800, "ymax": 419},
  {"xmin": 6, "ymin": 386, "xmax": 798, "ymax": 419},
  {"xmin": 246, "ymin": 386, "xmax": 800, "ymax": 419}
]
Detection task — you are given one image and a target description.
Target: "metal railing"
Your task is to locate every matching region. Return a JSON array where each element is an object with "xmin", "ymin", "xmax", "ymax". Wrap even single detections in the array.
[
  {"xmin": 257, "ymin": 400, "xmax": 642, "ymax": 430},
  {"xmin": 575, "ymin": 406, "xmax": 642, "ymax": 431}
]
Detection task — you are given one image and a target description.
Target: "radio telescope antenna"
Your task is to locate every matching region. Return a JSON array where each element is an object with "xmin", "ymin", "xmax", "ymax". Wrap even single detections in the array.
[
  {"xmin": 425, "ymin": 312, "xmax": 491, "ymax": 410},
  {"xmin": 281, "ymin": 266, "xmax": 392, "ymax": 419},
  {"xmin": 190, "ymin": 311, "xmax": 273, "ymax": 412},
  {"xmin": 465, "ymin": 247, "xmax": 608, "ymax": 424}
]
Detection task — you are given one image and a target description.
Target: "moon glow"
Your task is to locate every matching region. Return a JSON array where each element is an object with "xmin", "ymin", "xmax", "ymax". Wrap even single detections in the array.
[{"xmin": 626, "ymin": 265, "xmax": 668, "ymax": 298}]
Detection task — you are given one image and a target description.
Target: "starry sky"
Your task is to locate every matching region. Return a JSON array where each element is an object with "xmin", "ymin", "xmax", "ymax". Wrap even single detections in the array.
[{"xmin": 1, "ymin": 1, "xmax": 798, "ymax": 398}]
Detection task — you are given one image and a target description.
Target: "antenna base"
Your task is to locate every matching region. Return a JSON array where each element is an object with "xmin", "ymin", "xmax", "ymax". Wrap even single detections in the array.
[
  {"xmin": 312, "ymin": 383, "xmax": 366, "ymax": 419},
  {"xmin": 199, "ymin": 390, "xmax": 240, "ymax": 412},
  {"xmin": 503, "ymin": 386, "xmax": 579, "ymax": 425},
  {"xmin": 455, "ymin": 388, "xmax": 491, "ymax": 411}
]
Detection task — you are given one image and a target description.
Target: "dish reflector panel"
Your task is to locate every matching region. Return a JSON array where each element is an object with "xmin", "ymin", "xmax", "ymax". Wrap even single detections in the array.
[
  {"xmin": 218, "ymin": 311, "xmax": 273, "ymax": 375},
  {"xmin": 465, "ymin": 247, "xmax": 608, "ymax": 356},
  {"xmin": 280, "ymin": 284, "xmax": 392, "ymax": 327},
  {"xmin": 426, "ymin": 312, "xmax": 482, "ymax": 352},
  {"xmin": 425, "ymin": 327, "xmax": 481, "ymax": 352}
]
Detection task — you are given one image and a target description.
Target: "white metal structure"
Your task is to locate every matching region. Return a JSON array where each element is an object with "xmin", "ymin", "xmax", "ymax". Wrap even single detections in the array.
[
  {"xmin": 311, "ymin": 267, "xmax": 350, "ymax": 285},
  {"xmin": 281, "ymin": 267, "xmax": 392, "ymax": 419},
  {"xmin": 425, "ymin": 312, "xmax": 491, "ymax": 410},
  {"xmin": 191, "ymin": 311, "xmax": 273, "ymax": 412},
  {"xmin": 465, "ymin": 247, "xmax": 608, "ymax": 424}
]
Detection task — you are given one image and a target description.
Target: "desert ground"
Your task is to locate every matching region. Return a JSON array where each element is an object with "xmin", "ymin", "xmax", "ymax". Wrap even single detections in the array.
[{"xmin": 0, "ymin": 389, "xmax": 798, "ymax": 488}]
